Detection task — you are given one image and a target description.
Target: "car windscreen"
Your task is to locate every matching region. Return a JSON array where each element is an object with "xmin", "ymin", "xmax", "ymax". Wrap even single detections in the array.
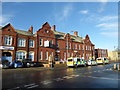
[
  {"xmin": 97, "ymin": 59, "xmax": 102, "ymax": 60},
  {"xmin": 68, "ymin": 59, "xmax": 72, "ymax": 61}
]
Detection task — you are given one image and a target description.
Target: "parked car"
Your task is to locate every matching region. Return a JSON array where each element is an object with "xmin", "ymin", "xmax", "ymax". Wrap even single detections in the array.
[
  {"xmin": 102, "ymin": 57, "xmax": 109, "ymax": 64},
  {"xmin": 22, "ymin": 59, "xmax": 32, "ymax": 68},
  {"xmin": 86, "ymin": 59, "xmax": 97, "ymax": 66},
  {"xmin": 2, "ymin": 60, "xmax": 10, "ymax": 69},
  {"xmin": 9, "ymin": 60, "xmax": 23, "ymax": 68},
  {"xmin": 29, "ymin": 62, "xmax": 44, "ymax": 67},
  {"xmin": 96, "ymin": 58, "xmax": 104, "ymax": 64},
  {"xmin": 67, "ymin": 57, "xmax": 86, "ymax": 67}
]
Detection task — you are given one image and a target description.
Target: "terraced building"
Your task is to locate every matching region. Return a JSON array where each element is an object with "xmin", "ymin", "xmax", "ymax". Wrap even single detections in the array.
[{"xmin": 0, "ymin": 22, "xmax": 95, "ymax": 63}]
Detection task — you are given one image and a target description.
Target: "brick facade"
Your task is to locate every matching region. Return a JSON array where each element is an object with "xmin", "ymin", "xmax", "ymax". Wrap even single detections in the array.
[
  {"xmin": 95, "ymin": 48, "xmax": 108, "ymax": 59},
  {"xmin": 0, "ymin": 22, "xmax": 96, "ymax": 63}
]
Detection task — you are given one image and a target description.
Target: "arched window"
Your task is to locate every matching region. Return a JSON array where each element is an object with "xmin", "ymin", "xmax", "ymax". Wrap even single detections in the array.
[{"xmin": 16, "ymin": 51, "xmax": 26, "ymax": 60}]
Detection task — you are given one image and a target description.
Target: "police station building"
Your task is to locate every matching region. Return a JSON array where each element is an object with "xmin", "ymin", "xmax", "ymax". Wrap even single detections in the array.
[{"xmin": 0, "ymin": 22, "xmax": 96, "ymax": 63}]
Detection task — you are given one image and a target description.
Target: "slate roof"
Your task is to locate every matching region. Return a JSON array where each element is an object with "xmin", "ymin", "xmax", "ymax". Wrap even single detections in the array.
[
  {"xmin": 53, "ymin": 31, "xmax": 83, "ymax": 43},
  {"xmin": 1, "ymin": 25, "xmax": 84, "ymax": 43}
]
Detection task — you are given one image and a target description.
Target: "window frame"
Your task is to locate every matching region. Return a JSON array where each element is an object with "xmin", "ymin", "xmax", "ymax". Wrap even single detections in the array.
[{"xmin": 4, "ymin": 36, "xmax": 12, "ymax": 45}]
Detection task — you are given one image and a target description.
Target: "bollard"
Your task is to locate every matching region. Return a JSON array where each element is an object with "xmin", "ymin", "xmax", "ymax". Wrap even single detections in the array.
[
  {"xmin": 117, "ymin": 64, "xmax": 120, "ymax": 70},
  {"xmin": 114, "ymin": 64, "xmax": 117, "ymax": 70}
]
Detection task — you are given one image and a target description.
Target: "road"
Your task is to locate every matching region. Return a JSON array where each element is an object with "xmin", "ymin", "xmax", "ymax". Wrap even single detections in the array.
[{"xmin": 2, "ymin": 63, "xmax": 120, "ymax": 89}]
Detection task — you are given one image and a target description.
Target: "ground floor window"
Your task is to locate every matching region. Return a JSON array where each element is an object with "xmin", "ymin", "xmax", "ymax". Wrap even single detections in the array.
[
  {"xmin": 45, "ymin": 51, "xmax": 48, "ymax": 60},
  {"xmin": 16, "ymin": 52, "xmax": 26, "ymax": 60},
  {"xmin": 40, "ymin": 51, "xmax": 42, "ymax": 60},
  {"xmin": 29, "ymin": 52, "xmax": 34, "ymax": 61},
  {"xmin": 64, "ymin": 53, "xmax": 66, "ymax": 60}
]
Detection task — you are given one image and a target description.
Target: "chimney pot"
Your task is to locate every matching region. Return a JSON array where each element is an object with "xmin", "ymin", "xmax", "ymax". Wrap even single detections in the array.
[
  {"xmin": 28, "ymin": 25, "xmax": 33, "ymax": 33},
  {"xmin": 74, "ymin": 31, "xmax": 78, "ymax": 37},
  {"xmin": 51, "ymin": 25, "xmax": 56, "ymax": 31}
]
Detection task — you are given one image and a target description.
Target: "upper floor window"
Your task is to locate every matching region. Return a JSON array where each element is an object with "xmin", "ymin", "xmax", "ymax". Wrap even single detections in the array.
[
  {"xmin": 78, "ymin": 45, "xmax": 80, "ymax": 50},
  {"xmin": 49, "ymin": 40, "xmax": 53, "ymax": 47},
  {"xmin": 68, "ymin": 43, "xmax": 71, "ymax": 49},
  {"xmin": 18, "ymin": 38, "xmax": 26, "ymax": 47},
  {"xmin": 29, "ymin": 40, "xmax": 34, "ymax": 48},
  {"xmin": 56, "ymin": 41, "xmax": 59, "ymax": 48},
  {"xmin": 4, "ymin": 36, "xmax": 12, "ymax": 45},
  {"xmin": 39, "ymin": 39, "xmax": 43, "ymax": 46},
  {"xmin": 66, "ymin": 43, "xmax": 68, "ymax": 49}
]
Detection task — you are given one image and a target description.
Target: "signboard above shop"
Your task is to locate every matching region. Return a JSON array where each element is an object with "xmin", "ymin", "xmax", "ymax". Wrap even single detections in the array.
[{"xmin": 0, "ymin": 46, "xmax": 14, "ymax": 50}]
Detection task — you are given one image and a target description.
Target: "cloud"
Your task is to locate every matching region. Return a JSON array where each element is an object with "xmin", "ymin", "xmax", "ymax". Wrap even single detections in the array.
[
  {"xmin": 54, "ymin": 4, "xmax": 73, "ymax": 23},
  {"xmin": 100, "ymin": 32, "xmax": 118, "ymax": 38},
  {"xmin": 0, "ymin": 14, "xmax": 13, "ymax": 26},
  {"xmin": 63, "ymin": 5, "xmax": 73, "ymax": 17},
  {"xmin": 96, "ymin": 22, "xmax": 118, "ymax": 30},
  {"xmin": 99, "ymin": 16, "xmax": 118, "ymax": 22},
  {"xmin": 98, "ymin": 0, "xmax": 108, "ymax": 13},
  {"xmin": 79, "ymin": 10, "xmax": 88, "ymax": 14},
  {"xmin": 96, "ymin": 15, "xmax": 118, "ymax": 38}
]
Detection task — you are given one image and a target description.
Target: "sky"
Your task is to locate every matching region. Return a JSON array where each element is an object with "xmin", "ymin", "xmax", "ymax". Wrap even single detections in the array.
[{"xmin": 1, "ymin": 1, "xmax": 118, "ymax": 51}]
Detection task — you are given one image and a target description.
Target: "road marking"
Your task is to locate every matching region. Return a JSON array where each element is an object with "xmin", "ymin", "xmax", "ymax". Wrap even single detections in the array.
[
  {"xmin": 41, "ymin": 80, "xmax": 53, "ymax": 84},
  {"xmin": 87, "ymin": 76, "xmax": 120, "ymax": 80},
  {"xmin": 27, "ymin": 85, "xmax": 39, "ymax": 89},
  {"xmin": 24, "ymin": 83, "xmax": 36, "ymax": 87},
  {"xmin": 7, "ymin": 87, "xmax": 20, "ymax": 90},
  {"xmin": 54, "ymin": 78, "xmax": 64, "ymax": 81}
]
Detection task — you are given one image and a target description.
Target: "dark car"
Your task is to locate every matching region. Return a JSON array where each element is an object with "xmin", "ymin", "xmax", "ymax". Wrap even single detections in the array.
[
  {"xmin": 22, "ymin": 59, "xmax": 32, "ymax": 68},
  {"xmin": 29, "ymin": 62, "xmax": 44, "ymax": 67}
]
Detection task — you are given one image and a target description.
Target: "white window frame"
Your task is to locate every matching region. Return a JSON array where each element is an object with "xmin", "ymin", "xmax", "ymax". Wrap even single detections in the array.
[
  {"xmin": 64, "ymin": 53, "xmax": 66, "ymax": 60},
  {"xmin": 56, "ymin": 41, "xmax": 59, "ymax": 48},
  {"xmin": 78, "ymin": 45, "xmax": 80, "ymax": 50},
  {"xmin": 40, "ymin": 39, "xmax": 43, "ymax": 46},
  {"xmin": 40, "ymin": 51, "xmax": 43, "ymax": 60},
  {"xmin": 45, "ymin": 51, "xmax": 48, "ymax": 60},
  {"xmin": 4, "ymin": 36, "xmax": 12, "ymax": 45},
  {"xmin": 16, "ymin": 51, "xmax": 26, "ymax": 60},
  {"xmin": 18, "ymin": 38, "xmax": 26, "ymax": 47},
  {"xmin": 29, "ymin": 52, "xmax": 34, "ymax": 61},
  {"xmin": 29, "ymin": 40, "xmax": 34, "ymax": 48}
]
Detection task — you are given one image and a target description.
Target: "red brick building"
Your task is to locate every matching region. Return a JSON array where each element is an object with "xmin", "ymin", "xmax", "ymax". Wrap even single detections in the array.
[
  {"xmin": 0, "ymin": 22, "xmax": 95, "ymax": 63},
  {"xmin": 95, "ymin": 48, "xmax": 108, "ymax": 59}
]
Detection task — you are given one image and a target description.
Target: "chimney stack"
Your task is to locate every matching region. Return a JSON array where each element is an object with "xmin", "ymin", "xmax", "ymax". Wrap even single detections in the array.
[
  {"xmin": 51, "ymin": 25, "xmax": 56, "ymax": 31},
  {"xmin": 28, "ymin": 25, "xmax": 33, "ymax": 33},
  {"xmin": 74, "ymin": 31, "xmax": 78, "ymax": 37}
]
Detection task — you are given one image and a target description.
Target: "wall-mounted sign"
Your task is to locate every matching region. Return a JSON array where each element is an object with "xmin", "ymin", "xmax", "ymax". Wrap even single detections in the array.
[
  {"xmin": 44, "ymin": 40, "xmax": 49, "ymax": 47},
  {"xmin": 0, "ymin": 46, "xmax": 14, "ymax": 50}
]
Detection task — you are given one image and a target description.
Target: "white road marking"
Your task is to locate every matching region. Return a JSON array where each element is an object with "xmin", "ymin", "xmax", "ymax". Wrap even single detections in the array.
[
  {"xmin": 54, "ymin": 78, "xmax": 64, "ymax": 81},
  {"xmin": 27, "ymin": 85, "xmax": 39, "ymax": 89},
  {"xmin": 41, "ymin": 80, "xmax": 53, "ymax": 84},
  {"xmin": 87, "ymin": 76, "xmax": 120, "ymax": 80},
  {"xmin": 24, "ymin": 83, "xmax": 36, "ymax": 87},
  {"xmin": 7, "ymin": 87, "xmax": 20, "ymax": 90},
  {"xmin": 73, "ymin": 75, "xmax": 79, "ymax": 77}
]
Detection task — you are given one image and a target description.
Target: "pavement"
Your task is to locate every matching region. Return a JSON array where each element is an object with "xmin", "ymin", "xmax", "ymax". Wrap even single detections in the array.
[{"xmin": 2, "ymin": 62, "xmax": 120, "ymax": 89}]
